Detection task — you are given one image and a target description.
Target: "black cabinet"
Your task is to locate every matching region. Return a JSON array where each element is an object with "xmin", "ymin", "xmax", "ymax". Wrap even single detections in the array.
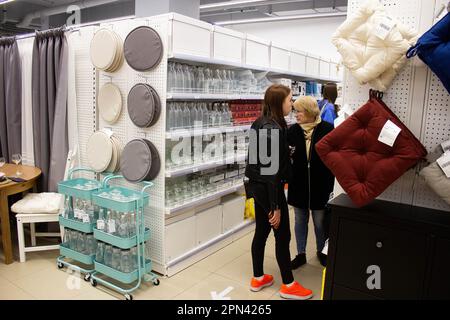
[{"xmin": 324, "ymin": 194, "xmax": 450, "ymax": 300}]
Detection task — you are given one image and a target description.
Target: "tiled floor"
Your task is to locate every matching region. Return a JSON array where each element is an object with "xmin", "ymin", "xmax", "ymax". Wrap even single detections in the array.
[{"xmin": 0, "ymin": 209, "xmax": 324, "ymax": 300}]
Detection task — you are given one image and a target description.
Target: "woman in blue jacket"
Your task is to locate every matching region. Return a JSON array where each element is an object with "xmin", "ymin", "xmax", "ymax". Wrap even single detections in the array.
[{"xmin": 318, "ymin": 83, "xmax": 339, "ymax": 125}]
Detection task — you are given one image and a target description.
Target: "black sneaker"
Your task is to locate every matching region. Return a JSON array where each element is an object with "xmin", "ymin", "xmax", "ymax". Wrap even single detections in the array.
[
  {"xmin": 317, "ymin": 252, "xmax": 327, "ymax": 267},
  {"xmin": 291, "ymin": 253, "xmax": 306, "ymax": 270}
]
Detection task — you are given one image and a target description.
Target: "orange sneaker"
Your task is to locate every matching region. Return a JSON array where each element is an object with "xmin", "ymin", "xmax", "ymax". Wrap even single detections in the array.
[
  {"xmin": 250, "ymin": 274, "xmax": 274, "ymax": 292},
  {"xmin": 279, "ymin": 281, "xmax": 313, "ymax": 300}
]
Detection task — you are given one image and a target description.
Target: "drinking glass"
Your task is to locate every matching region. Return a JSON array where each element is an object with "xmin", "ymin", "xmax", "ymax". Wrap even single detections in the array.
[
  {"xmin": 95, "ymin": 242, "xmax": 105, "ymax": 263},
  {"xmin": 0, "ymin": 157, "xmax": 5, "ymax": 172},
  {"xmin": 12, "ymin": 154, "xmax": 22, "ymax": 176}
]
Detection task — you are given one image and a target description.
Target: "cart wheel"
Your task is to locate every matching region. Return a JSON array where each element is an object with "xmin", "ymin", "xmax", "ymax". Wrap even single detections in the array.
[
  {"xmin": 84, "ymin": 274, "xmax": 91, "ymax": 282},
  {"xmin": 125, "ymin": 294, "xmax": 133, "ymax": 301},
  {"xmin": 90, "ymin": 278, "xmax": 97, "ymax": 287},
  {"xmin": 153, "ymin": 279, "xmax": 160, "ymax": 286},
  {"xmin": 57, "ymin": 262, "xmax": 64, "ymax": 269}
]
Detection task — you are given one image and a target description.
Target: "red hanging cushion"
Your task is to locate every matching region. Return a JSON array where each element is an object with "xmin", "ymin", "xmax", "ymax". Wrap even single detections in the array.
[{"xmin": 315, "ymin": 97, "xmax": 427, "ymax": 207}]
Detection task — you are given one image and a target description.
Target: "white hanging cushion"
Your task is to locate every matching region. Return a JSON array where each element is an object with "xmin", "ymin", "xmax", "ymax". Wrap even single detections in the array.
[
  {"xmin": 11, "ymin": 193, "xmax": 63, "ymax": 214},
  {"xmin": 90, "ymin": 29, "xmax": 123, "ymax": 72},
  {"xmin": 331, "ymin": 0, "xmax": 417, "ymax": 91},
  {"xmin": 98, "ymin": 83, "xmax": 122, "ymax": 124},
  {"xmin": 87, "ymin": 131, "xmax": 113, "ymax": 173},
  {"xmin": 420, "ymin": 161, "xmax": 450, "ymax": 207}
]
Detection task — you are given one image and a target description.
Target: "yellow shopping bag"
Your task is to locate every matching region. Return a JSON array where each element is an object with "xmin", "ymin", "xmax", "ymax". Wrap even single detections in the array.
[{"xmin": 244, "ymin": 197, "xmax": 255, "ymax": 220}]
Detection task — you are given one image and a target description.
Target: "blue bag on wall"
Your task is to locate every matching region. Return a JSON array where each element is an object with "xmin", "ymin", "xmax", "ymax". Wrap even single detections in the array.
[{"xmin": 406, "ymin": 13, "xmax": 450, "ymax": 94}]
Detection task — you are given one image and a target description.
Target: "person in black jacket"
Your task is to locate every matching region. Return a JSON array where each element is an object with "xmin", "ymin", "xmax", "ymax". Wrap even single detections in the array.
[
  {"xmin": 288, "ymin": 95, "xmax": 334, "ymax": 269},
  {"xmin": 245, "ymin": 84, "xmax": 313, "ymax": 300}
]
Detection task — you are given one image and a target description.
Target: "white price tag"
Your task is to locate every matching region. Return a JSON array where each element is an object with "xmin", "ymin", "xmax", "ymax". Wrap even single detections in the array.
[
  {"xmin": 375, "ymin": 16, "xmax": 396, "ymax": 40},
  {"xmin": 74, "ymin": 209, "xmax": 83, "ymax": 219},
  {"xmin": 108, "ymin": 220, "xmax": 116, "ymax": 233},
  {"xmin": 437, "ymin": 152, "xmax": 450, "ymax": 178},
  {"xmin": 378, "ymin": 120, "xmax": 402, "ymax": 147},
  {"xmin": 82, "ymin": 214, "xmax": 90, "ymax": 223},
  {"xmin": 97, "ymin": 219, "xmax": 105, "ymax": 230},
  {"xmin": 441, "ymin": 140, "xmax": 450, "ymax": 153}
]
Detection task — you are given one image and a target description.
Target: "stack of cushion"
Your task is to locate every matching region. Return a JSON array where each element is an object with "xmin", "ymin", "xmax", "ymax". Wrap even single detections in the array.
[
  {"xmin": 120, "ymin": 139, "xmax": 161, "ymax": 183},
  {"xmin": 90, "ymin": 28, "xmax": 124, "ymax": 72},
  {"xmin": 127, "ymin": 83, "xmax": 161, "ymax": 128},
  {"xmin": 332, "ymin": 0, "xmax": 417, "ymax": 92},
  {"xmin": 87, "ymin": 130, "xmax": 122, "ymax": 173},
  {"xmin": 316, "ymin": 92, "xmax": 427, "ymax": 207}
]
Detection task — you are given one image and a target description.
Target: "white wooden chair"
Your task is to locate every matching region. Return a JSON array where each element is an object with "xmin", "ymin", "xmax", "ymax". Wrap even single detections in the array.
[{"xmin": 12, "ymin": 149, "xmax": 77, "ymax": 262}]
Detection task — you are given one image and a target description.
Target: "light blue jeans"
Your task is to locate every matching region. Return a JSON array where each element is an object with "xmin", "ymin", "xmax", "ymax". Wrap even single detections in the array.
[{"xmin": 294, "ymin": 207, "xmax": 326, "ymax": 254}]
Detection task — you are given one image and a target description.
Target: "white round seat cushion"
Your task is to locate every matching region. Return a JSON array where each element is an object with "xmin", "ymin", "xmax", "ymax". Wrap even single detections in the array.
[
  {"xmin": 98, "ymin": 83, "xmax": 122, "ymax": 124},
  {"xmin": 90, "ymin": 29, "xmax": 118, "ymax": 71},
  {"xmin": 11, "ymin": 193, "xmax": 63, "ymax": 214},
  {"xmin": 87, "ymin": 131, "xmax": 113, "ymax": 173}
]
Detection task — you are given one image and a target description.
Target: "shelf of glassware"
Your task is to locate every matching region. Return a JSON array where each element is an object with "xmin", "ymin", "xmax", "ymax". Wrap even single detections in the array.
[
  {"xmin": 168, "ymin": 53, "xmax": 342, "ymax": 83},
  {"xmin": 166, "ymin": 153, "xmax": 247, "ymax": 178},
  {"xmin": 166, "ymin": 124, "xmax": 251, "ymax": 139},
  {"xmin": 167, "ymin": 92, "xmax": 264, "ymax": 101},
  {"xmin": 165, "ymin": 182, "xmax": 245, "ymax": 215}
]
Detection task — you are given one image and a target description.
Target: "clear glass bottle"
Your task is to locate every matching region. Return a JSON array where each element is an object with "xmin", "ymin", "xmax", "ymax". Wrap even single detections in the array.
[
  {"xmin": 121, "ymin": 249, "xmax": 132, "ymax": 273},
  {"xmin": 112, "ymin": 247, "xmax": 121, "ymax": 271},
  {"xmin": 130, "ymin": 247, "xmax": 138, "ymax": 271},
  {"xmin": 175, "ymin": 63, "xmax": 184, "ymax": 93},
  {"xmin": 95, "ymin": 242, "xmax": 105, "ymax": 264},
  {"xmin": 104, "ymin": 244, "xmax": 113, "ymax": 267},
  {"xmin": 204, "ymin": 67, "xmax": 211, "ymax": 94},
  {"xmin": 196, "ymin": 67, "xmax": 205, "ymax": 93},
  {"xmin": 118, "ymin": 213, "xmax": 129, "ymax": 238},
  {"xmin": 183, "ymin": 64, "xmax": 192, "ymax": 93},
  {"xmin": 128, "ymin": 213, "xmax": 136, "ymax": 237}
]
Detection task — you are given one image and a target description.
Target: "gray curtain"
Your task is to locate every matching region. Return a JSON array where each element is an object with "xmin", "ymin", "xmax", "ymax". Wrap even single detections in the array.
[
  {"xmin": 0, "ymin": 37, "xmax": 22, "ymax": 163},
  {"xmin": 32, "ymin": 29, "xmax": 69, "ymax": 192}
]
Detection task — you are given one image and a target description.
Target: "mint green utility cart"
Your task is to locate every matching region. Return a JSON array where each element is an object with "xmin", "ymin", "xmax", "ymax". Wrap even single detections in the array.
[{"xmin": 89, "ymin": 175, "xmax": 159, "ymax": 300}]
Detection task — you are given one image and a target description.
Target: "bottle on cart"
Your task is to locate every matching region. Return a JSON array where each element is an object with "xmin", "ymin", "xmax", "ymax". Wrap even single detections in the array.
[
  {"xmin": 130, "ymin": 247, "xmax": 138, "ymax": 270},
  {"xmin": 118, "ymin": 213, "xmax": 129, "ymax": 238},
  {"xmin": 128, "ymin": 213, "xmax": 136, "ymax": 237},
  {"xmin": 76, "ymin": 232, "xmax": 86, "ymax": 254},
  {"xmin": 112, "ymin": 247, "xmax": 121, "ymax": 271},
  {"xmin": 95, "ymin": 242, "xmax": 105, "ymax": 264},
  {"xmin": 121, "ymin": 249, "xmax": 132, "ymax": 273},
  {"xmin": 104, "ymin": 244, "xmax": 113, "ymax": 267}
]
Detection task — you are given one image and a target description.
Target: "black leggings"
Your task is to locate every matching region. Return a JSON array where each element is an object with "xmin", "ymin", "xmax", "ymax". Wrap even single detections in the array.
[{"xmin": 251, "ymin": 185, "xmax": 294, "ymax": 285}]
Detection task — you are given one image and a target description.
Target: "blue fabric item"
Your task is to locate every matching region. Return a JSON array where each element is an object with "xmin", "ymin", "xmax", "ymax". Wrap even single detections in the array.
[
  {"xmin": 318, "ymin": 99, "xmax": 337, "ymax": 125},
  {"xmin": 406, "ymin": 13, "xmax": 450, "ymax": 94}
]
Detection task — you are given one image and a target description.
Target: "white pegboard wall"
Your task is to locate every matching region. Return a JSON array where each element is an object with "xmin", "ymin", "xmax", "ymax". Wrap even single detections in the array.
[
  {"xmin": 68, "ymin": 27, "xmax": 97, "ymax": 180},
  {"xmin": 96, "ymin": 17, "xmax": 169, "ymax": 269},
  {"xmin": 342, "ymin": 0, "xmax": 450, "ymax": 211},
  {"xmin": 343, "ymin": 0, "xmax": 422, "ymax": 204}
]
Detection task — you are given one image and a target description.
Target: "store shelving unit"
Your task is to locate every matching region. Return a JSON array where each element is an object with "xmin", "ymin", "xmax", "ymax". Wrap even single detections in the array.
[
  {"xmin": 166, "ymin": 124, "xmax": 251, "ymax": 139},
  {"xmin": 166, "ymin": 182, "xmax": 244, "ymax": 215},
  {"xmin": 166, "ymin": 154, "xmax": 246, "ymax": 178},
  {"xmin": 71, "ymin": 12, "xmax": 343, "ymax": 277}
]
